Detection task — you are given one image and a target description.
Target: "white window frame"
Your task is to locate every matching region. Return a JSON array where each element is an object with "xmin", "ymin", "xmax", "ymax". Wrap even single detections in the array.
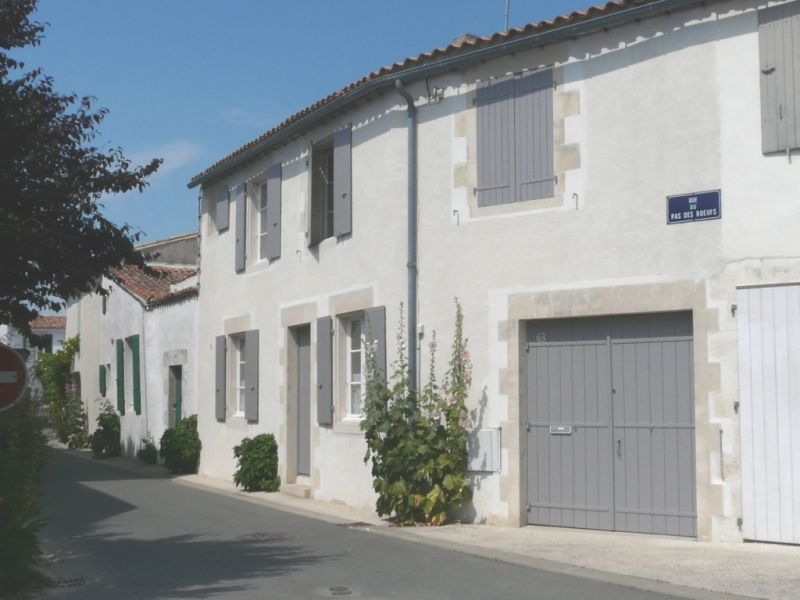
[
  {"xmin": 256, "ymin": 181, "xmax": 269, "ymax": 261},
  {"xmin": 231, "ymin": 334, "xmax": 247, "ymax": 417},
  {"xmin": 344, "ymin": 315, "xmax": 365, "ymax": 419}
]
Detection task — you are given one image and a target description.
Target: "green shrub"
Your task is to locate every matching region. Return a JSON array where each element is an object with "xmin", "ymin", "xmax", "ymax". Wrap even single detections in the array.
[
  {"xmin": 34, "ymin": 336, "xmax": 87, "ymax": 447},
  {"xmin": 90, "ymin": 402, "xmax": 121, "ymax": 459},
  {"xmin": 160, "ymin": 415, "xmax": 201, "ymax": 474},
  {"xmin": 0, "ymin": 392, "xmax": 50, "ymax": 594},
  {"xmin": 233, "ymin": 434, "xmax": 281, "ymax": 492},
  {"xmin": 136, "ymin": 439, "xmax": 158, "ymax": 465},
  {"xmin": 362, "ymin": 301, "xmax": 472, "ymax": 525}
]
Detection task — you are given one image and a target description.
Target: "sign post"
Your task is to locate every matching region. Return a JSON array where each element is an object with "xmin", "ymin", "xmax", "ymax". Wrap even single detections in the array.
[{"xmin": 0, "ymin": 343, "xmax": 28, "ymax": 412}]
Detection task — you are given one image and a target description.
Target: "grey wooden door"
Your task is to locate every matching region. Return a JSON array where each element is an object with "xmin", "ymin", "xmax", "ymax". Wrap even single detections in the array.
[
  {"xmin": 525, "ymin": 313, "xmax": 696, "ymax": 536},
  {"xmin": 610, "ymin": 314, "xmax": 696, "ymax": 536},
  {"xmin": 296, "ymin": 326, "xmax": 311, "ymax": 476},
  {"xmin": 525, "ymin": 317, "xmax": 614, "ymax": 530}
]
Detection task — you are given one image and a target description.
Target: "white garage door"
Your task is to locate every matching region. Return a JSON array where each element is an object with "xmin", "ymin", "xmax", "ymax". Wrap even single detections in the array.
[{"xmin": 737, "ymin": 284, "xmax": 800, "ymax": 544}]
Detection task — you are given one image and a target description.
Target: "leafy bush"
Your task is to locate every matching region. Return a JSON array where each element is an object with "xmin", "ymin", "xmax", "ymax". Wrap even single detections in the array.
[
  {"xmin": 160, "ymin": 415, "xmax": 201, "ymax": 474},
  {"xmin": 34, "ymin": 336, "xmax": 87, "ymax": 447},
  {"xmin": 136, "ymin": 439, "xmax": 158, "ymax": 465},
  {"xmin": 233, "ymin": 434, "xmax": 281, "ymax": 492},
  {"xmin": 90, "ymin": 402, "xmax": 121, "ymax": 459},
  {"xmin": 362, "ymin": 301, "xmax": 472, "ymax": 525},
  {"xmin": 0, "ymin": 392, "xmax": 50, "ymax": 594}
]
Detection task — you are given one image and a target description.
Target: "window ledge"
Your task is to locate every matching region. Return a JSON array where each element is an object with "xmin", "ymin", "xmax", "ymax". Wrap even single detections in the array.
[{"xmin": 332, "ymin": 416, "xmax": 365, "ymax": 435}]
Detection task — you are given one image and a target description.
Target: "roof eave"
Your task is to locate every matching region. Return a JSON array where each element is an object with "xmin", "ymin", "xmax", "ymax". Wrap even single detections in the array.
[{"xmin": 187, "ymin": 0, "xmax": 711, "ymax": 189}]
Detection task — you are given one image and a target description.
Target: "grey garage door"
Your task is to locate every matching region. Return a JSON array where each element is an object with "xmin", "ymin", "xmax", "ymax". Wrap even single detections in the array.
[{"xmin": 525, "ymin": 312, "xmax": 696, "ymax": 536}]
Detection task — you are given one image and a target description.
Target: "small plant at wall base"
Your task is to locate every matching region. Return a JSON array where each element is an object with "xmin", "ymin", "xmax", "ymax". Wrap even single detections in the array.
[
  {"xmin": 136, "ymin": 438, "xmax": 158, "ymax": 465},
  {"xmin": 233, "ymin": 434, "xmax": 281, "ymax": 492},
  {"xmin": 34, "ymin": 336, "xmax": 87, "ymax": 447},
  {"xmin": 90, "ymin": 401, "xmax": 121, "ymax": 459},
  {"xmin": 361, "ymin": 301, "xmax": 472, "ymax": 526},
  {"xmin": 160, "ymin": 415, "xmax": 201, "ymax": 474}
]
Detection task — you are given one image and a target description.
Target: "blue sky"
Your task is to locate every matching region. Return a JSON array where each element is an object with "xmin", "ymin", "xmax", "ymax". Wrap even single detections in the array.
[{"xmin": 15, "ymin": 0, "xmax": 591, "ymax": 241}]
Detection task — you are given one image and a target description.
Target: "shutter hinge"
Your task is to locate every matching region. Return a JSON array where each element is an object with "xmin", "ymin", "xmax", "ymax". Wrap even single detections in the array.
[
  {"xmin": 526, "ymin": 503, "xmax": 532, "ymax": 512},
  {"xmin": 526, "ymin": 422, "xmax": 532, "ymax": 432}
]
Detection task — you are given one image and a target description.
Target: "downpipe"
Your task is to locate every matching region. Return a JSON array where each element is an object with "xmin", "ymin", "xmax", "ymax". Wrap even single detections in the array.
[{"xmin": 395, "ymin": 79, "xmax": 418, "ymax": 392}]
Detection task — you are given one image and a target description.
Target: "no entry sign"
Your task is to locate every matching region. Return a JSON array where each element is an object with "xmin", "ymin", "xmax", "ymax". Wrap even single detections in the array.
[{"xmin": 0, "ymin": 343, "xmax": 27, "ymax": 412}]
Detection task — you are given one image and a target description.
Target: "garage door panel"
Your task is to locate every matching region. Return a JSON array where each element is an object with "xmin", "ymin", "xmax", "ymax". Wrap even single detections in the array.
[
  {"xmin": 526, "ymin": 337, "xmax": 614, "ymax": 530},
  {"xmin": 611, "ymin": 313, "xmax": 696, "ymax": 536}
]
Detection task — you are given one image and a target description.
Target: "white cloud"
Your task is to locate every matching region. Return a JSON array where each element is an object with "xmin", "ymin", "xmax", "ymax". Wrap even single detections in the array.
[{"xmin": 130, "ymin": 140, "xmax": 204, "ymax": 177}]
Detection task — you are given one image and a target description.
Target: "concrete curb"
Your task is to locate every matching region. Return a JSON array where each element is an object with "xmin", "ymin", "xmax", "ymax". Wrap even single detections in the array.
[{"xmin": 52, "ymin": 448, "xmax": 760, "ymax": 600}]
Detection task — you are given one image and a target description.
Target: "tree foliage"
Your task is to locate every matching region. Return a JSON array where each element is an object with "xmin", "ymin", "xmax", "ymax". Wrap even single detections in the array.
[
  {"xmin": 0, "ymin": 0, "xmax": 161, "ymax": 334},
  {"xmin": 0, "ymin": 392, "xmax": 50, "ymax": 594},
  {"xmin": 33, "ymin": 335, "xmax": 87, "ymax": 447}
]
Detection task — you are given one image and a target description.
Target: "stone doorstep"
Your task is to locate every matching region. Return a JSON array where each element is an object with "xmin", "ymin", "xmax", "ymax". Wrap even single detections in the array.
[{"xmin": 281, "ymin": 483, "xmax": 311, "ymax": 499}]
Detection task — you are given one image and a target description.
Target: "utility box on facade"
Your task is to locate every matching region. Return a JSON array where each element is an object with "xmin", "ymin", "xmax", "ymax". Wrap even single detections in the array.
[{"xmin": 468, "ymin": 428, "xmax": 501, "ymax": 473}]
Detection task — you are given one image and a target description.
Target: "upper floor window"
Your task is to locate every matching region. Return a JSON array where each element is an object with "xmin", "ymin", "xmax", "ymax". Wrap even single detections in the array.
[
  {"xmin": 311, "ymin": 138, "xmax": 335, "ymax": 244},
  {"xmin": 475, "ymin": 67, "xmax": 554, "ymax": 207},
  {"xmin": 309, "ymin": 127, "xmax": 352, "ymax": 246},
  {"xmin": 758, "ymin": 1, "xmax": 800, "ymax": 154},
  {"xmin": 253, "ymin": 163, "xmax": 282, "ymax": 263},
  {"xmin": 256, "ymin": 182, "xmax": 269, "ymax": 260}
]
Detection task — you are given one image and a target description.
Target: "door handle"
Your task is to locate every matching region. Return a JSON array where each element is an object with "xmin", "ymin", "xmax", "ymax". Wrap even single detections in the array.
[{"xmin": 617, "ymin": 440, "xmax": 622, "ymax": 458}]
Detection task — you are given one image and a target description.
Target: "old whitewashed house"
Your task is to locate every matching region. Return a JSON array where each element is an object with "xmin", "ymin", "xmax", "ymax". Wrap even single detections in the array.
[
  {"xmin": 187, "ymin": 0, "xmax": 799, "ymax": 543},
  {"xmin": 66, "ymin": 233, "xmax": 199, "ymax": 455}
]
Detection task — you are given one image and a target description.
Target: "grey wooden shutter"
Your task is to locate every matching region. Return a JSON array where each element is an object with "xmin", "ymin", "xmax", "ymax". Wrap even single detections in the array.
[
  {"xmin": 244, "ymin": 329, "xmax": 259, "ymax": 422},
  {"xmin": 265, "ymin": 164, "xmax": 282, "ymax": 260},
  {"xmin": 234, "ymin": 183, "xmax": 246, "ymax": 273},
  {"xmin": 514, "ymin": 68, "xmax": 554, "ymax": 201},
  {"xmin": 316, "ymin": 316, "xmax": 333, "ymax": 425},
  {"xmin": 758, "ymin": 2, "xmax": 800, "ymax": 153},
  {"xmin": 476, "ymin": 74, "xmax": 515, "ymax": 207},
  {"xmin": 216, "ymin": 186, "xmax": 230, "ymax": 231},
  {"xmin": 365, "ymin": 306, "xmax": 387, "ymax": 381},
  {"xmin": 215, "ymin": 335, "xmax": 226, "ymax": 421},
  {"xmin": 333, "ymin": 127, "xmax": 352, "ymax": 237}
]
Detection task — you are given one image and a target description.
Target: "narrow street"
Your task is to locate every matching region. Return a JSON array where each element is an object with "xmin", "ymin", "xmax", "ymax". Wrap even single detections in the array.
[{"xmin": 38, "ymin": 449, "xmax": 684, "ymax": 600}]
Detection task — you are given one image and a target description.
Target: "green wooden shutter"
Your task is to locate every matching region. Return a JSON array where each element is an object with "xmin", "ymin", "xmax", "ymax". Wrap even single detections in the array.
[
  {"xmin": 129, "ymin": 335, "xmax": 141, "ymax": 415},
  {"xmin": 116, "ymin": 339, "xmax": 125, "ymax": 414},
  {"xmin": 99, "ymin": 364, "xmax": 106, "ymax": 397}
]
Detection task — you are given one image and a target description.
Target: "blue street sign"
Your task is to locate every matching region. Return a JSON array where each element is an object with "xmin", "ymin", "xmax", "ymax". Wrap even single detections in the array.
[{"xmin": 667, "ymin": 189, "xmax": 721, "ymax": 224}]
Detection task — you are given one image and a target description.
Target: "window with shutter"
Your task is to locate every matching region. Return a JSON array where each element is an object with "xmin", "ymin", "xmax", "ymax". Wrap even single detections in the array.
[
  {"xmin": 476, "ymin": 68, "xmax": 554, "ymax": 207},
  {"xmin": 758, "ymin": 1, "xmax": 800, "ymax": 154},
  {"xmin": 116, "ymin": 339, "xmax": 125, "ymax": 414},
  {"xmin": 99, "ymin": 364, "xmax": 106, "ymax": 397},
  {"xmin": 309, "ymin": 127, "xmax": 352, "ymax": 246}
]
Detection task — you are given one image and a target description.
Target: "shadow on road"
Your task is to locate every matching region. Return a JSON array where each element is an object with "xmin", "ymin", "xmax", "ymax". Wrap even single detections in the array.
[{"xmin": 40, "ymin": 450, "xmax": 332, "ymax": 599}]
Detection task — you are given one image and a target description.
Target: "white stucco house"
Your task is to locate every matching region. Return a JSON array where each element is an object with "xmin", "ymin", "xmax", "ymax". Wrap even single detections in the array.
[
  {"xmin": 187, "ymin": 0, "xmax": 800, "ymax": 543},
  {"xmin": 0, "ymin": 316, "xmax": 67, "ymax": 399},
  {"xmin": 66, "ymin": 233, "xmax": 199, "ymax": 455}
]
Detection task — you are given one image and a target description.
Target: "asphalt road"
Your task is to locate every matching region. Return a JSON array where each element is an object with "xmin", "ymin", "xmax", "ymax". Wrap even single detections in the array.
[{"xmin": 38, "ymin": 450, "xmax": 682, "ymax": 600}]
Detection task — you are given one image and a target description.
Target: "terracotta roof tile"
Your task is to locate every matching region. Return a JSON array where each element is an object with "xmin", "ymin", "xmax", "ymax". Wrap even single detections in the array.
[
  {"xmin": 190, "ymin": 0, "xmax": 655, "ymax": 185},
  {"xmin": 29, "ymin": 316, "xmax": 66, "ymax": 330},
  {"xmin": 109, "ymin": 265, "xmax": 197, "ymax": 306}
]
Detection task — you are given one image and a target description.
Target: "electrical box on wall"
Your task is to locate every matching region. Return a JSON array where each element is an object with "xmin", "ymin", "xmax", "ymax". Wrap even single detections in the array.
[{"xmin": 467, "ymin": 428, "xmax": 501, "ymax": 472}]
